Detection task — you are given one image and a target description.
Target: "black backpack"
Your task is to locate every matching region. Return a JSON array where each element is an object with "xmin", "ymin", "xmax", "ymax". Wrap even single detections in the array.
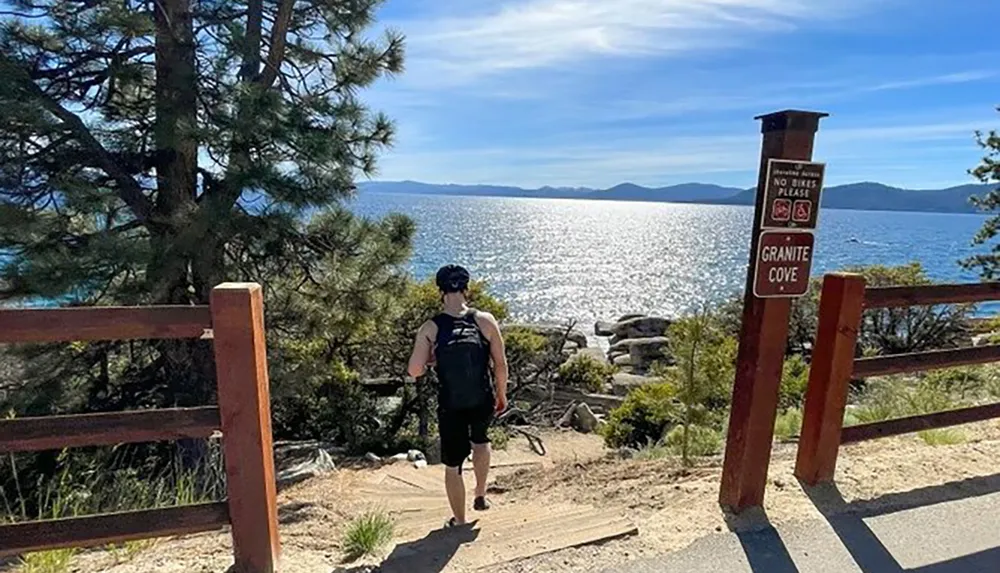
[{"xmin": 432, "ymin": 310, "xmax": 493, "ymax": 410}]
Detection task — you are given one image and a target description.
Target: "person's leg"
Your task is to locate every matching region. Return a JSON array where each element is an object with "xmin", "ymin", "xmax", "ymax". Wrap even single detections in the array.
[
  {"xmin": 470, "ymin": 403, "xmax": 495, "ymax": 509},
  {"xmin": 471, "ymin": 442, "xmax": 490, "ymax": 498},
  {"xmin": 444, "ymin": 465, "xmax": 467, "ymax": 525},
  {"xmin": 439, "ymin": 409, "xmax": 472, "ymax": 524}
]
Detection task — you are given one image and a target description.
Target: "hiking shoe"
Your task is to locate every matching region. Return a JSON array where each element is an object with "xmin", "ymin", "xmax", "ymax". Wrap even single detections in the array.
[{"xmin": 473, "ymin": 496, "xmax": 490, "ymax": 511}]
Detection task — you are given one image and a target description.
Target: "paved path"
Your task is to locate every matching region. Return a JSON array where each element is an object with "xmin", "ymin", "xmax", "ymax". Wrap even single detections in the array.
[{"xmin": 603, "ymin": 486, "xmax": 1000, "ymax": 573}]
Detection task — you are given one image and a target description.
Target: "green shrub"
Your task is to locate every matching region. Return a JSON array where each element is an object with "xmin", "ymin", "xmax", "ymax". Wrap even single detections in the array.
[
  {"xmin": 987, "ymin": 372, "xmax": 1000, "ymax": 400},
  {"xmin": 18, "ymin": 548, "xmax": 76, "ymax": 573},
  {"xmin": 922, "ymin": 367, "xmax": 991, "ymax": 401},
  {"xmin": 918, "ymin": 429, "xmax": 966, "ymax": 446},
  {"xmin": 649, "ymin": 307, "xmax": 736, "ymax": 464},
  {"xmin": 602, "ymin": 382, "xmax": 679, "ymax": 449},
  {"xmin": 488, "ymin": 426, "xmax": 510, "ymax": 451},
  {"xmin": 779, "ymin": 355, "xmax": 810, "ymax": 409},
  {"xmin": 852, "ymin": 376, "xmax": 959, "ymax": 424},
  {"xmin": 342, "ymin": 510, "xmax": 395, "ymax": 561},
  {"xmin": 774, "ymin": 408, "xmax": 803, "ymax": 441},
  {"xmin": 106, "ymin": 539, "xmax": 155, "ymax": 565},
  {"xmin": 504, "ymin": 327, "xmax": 549, "ymax": 379},
  {"xmin": 558, "ymin": 354, "xmax": 616, "ymax": 393},
  {"xmin": 632, "ymin": 440, "xmax": 672, "ymax": 461},
  {"xmin": 663, "ymin": 424, "xmax": 723, "ymax": 458}
]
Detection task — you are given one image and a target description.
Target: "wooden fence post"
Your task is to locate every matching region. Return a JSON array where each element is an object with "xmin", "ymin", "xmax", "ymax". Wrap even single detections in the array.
[
  {"xmin": 794, "ymin": 273, "xmax": 865, "ymax": 485},
  {"xmin": 211, "ymin": 283, "xmax": 280, "ymax": 573},
  {"xmin": 719, "ymin": 110, "xmax": 827, "ymax": 511}
]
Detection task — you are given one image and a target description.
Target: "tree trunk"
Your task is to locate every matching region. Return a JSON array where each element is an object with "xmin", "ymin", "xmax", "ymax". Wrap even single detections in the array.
[{"xmin": 151, "ymin": 0, "xmax": 214, "ymax": 467}]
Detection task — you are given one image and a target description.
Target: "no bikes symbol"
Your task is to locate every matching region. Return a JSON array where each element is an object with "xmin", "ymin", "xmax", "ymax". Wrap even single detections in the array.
[{"xmin": 770, "ymin": 198, "xmax": 812, "ymax": 223}]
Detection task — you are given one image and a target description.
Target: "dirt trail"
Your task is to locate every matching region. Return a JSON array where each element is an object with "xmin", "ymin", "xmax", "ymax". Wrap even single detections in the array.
[{"xmin": 65, "ymin": 421, "xmax": 1000, "ymax": 573}]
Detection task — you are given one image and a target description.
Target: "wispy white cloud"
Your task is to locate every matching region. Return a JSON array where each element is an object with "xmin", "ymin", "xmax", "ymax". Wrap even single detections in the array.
[
  {"xmin": 859, "ymin": 70, "xmax": 998, "ymax": 92},
  {"xmin": 540, "ymin": 69, "xmax": 999, "ymax": 123},
  {"xmin": 375, "ymin": 117, "xmax": 995, "ymax": 188},
  {"xmin": 395, "ymin": 0, "xmax": 868, "ymax": 85}
]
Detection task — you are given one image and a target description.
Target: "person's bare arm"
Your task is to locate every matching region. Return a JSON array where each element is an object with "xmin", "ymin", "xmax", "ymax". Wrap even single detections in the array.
[
  {"xmin": 407, "ymin": 321, "xmax": 436, "ymax": 378},
  {"xmin": 477, "ymin": 312, "xmax": 509, "ymax": 412}
]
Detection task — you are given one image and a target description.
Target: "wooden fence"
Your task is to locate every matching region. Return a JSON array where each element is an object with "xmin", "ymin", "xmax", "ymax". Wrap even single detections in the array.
[
  {"xmin": 0, "ymin": 283, "xmax": 279, "ymax": 573},
  {"xmin": 795, "ymin": 273, "xmax": 1000, "ymax": 485}
]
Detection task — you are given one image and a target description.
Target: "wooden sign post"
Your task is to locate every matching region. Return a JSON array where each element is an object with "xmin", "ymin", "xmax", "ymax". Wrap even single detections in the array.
[{"xmin": 719, "ymin": 110, "xmax": 827, "ymax": 512}]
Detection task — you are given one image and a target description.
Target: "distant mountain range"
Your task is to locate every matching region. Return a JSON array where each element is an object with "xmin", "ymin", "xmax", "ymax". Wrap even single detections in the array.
[{"xmin": 358, "ymin": 180, "xmax": 995, "ymax": 214}]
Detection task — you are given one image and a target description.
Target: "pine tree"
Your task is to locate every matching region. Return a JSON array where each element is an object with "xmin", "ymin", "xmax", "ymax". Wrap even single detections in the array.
[
  {"xmin": 0, "ymin": 0, "xmax": 407, "ymax": 410},
  {"xmin": 964, "ymin": 106, "xmax": 1000, "ymax": 278}
]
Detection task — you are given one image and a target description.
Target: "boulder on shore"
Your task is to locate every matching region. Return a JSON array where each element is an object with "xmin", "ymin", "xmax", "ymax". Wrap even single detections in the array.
[
  {"xmin": 627, "ymin": 336, "xmax": 672, "ymax": 372},
  {"xmin": 608, "ymin": 337, "xmax": 656, "ymax": 357},
  {"xmin": 595, "ymin": 320, "xmax": 615, "ymax": 337},
  {"xmin": 613, "ymin": 354, "xmax": 633, "ymax": 367},
  {"xmin": 610, "ymin": 316, "xmax": 671, "ymax": 342}
]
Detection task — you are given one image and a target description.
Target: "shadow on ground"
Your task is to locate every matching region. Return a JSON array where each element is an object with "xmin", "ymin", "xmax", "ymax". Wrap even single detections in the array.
[
  {"xmin": 724, "ymin": 506, "xmax": 799, "ymax": 573},
  {"xmin": 803, "ymin": 473, "xmax": 1000, "ymax": 573},
  {"xmin": 331, "ymin": 521, "xmax": 481, "ymax": 573},
  {"xmin": 721, "ymin": 472, "xmax": 1000, "ymax": 573}
]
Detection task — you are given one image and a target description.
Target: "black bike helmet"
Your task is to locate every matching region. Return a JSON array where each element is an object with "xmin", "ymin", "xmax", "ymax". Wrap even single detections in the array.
[{"xmin": 435, "ymin": 264, "xmax": 471, "ymax": 293}]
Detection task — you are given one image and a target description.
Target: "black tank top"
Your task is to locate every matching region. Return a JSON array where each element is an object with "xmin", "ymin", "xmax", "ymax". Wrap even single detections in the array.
[{"xmin": 432, "ymin": 310, "xmax": 493, "ymax": 410}]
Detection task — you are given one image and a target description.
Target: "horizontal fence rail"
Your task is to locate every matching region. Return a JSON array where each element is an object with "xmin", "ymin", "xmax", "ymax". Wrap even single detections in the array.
[
  {"xmin": 842, "ymin": 403, "xmax": 1000, "ymax": 444},
  {"xmin": 0, "ymin": 306, "xmax": 212, "ymax": 343},
  {"xmin": 853, "ymin": 344, "xmax": 1000, "ymax": 378},
  {"xmin": 0, "ymin": 407, "xmax": 221, "ymax": 453},
  {"xmin": 0, "ymin": 503, "xmax": 231, "ymax": 557},
  {"xmin": 864, "ymin": 281, "xmax": 1000, "ymax": 309}
]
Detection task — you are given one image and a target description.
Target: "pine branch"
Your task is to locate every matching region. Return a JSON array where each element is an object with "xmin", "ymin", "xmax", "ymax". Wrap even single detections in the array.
[{"xmin": 0, "ymin": 55, "xmax": 153, "ymax": 223}]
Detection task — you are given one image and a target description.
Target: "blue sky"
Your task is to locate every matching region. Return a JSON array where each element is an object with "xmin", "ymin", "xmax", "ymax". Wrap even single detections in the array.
[{"xmin": 365, "ymin": 0, "xmax": 1000, "ymax": 190}]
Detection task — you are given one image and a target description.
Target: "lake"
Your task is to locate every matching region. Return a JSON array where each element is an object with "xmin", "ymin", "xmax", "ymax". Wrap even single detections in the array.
[{"xmin": 348, "ymin": 192, "xmax": 995, "ymax": 328}]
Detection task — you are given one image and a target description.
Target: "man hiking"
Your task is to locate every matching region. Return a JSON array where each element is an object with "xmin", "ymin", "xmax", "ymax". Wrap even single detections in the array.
[{"xmin": 407, "ymin": 264, "xmax": 509, "ymax": 527}]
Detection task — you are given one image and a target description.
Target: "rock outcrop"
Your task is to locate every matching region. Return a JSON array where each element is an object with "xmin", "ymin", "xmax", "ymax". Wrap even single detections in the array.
[
  {"xmin": 595, "ymin": 314, "xmax": 673, "ymax": 374},
  {"xmin": 274, "ymin": 441, "xmax": 340, "ymax": 489},
  {"xmin": 555, "ymin": 401, "xmax": 603, "ymax": 433},
  {"xmin": 609, "ymin": 316, "xmax": 671, "ymax": 343},
  {"xmin": 627, "ymin": 336, "xmax": 671, "ymax": 372}
]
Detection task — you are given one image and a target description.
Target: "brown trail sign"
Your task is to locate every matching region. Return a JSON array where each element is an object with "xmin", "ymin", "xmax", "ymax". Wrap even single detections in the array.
[
  {"xmin": 753, "ymin": 231, "xmax": 815, "ymax": 298},
  {"xmin": 760, "ymin": 159, "xmax": 825, "ymax": 230}
]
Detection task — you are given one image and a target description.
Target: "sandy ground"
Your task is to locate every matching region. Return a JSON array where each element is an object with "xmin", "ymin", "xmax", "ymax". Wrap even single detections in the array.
[{"xmin": 43, "ymin": 420, "xmax": 1000, "ymax": 572}]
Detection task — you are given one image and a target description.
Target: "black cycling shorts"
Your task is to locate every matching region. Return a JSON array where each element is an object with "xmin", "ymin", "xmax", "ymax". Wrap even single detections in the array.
[{"xmin": 439, "ymin": 402, "xmax": 494, "ymax": 469}]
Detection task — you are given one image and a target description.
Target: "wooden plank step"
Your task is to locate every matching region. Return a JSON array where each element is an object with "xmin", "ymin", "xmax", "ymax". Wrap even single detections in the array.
[
  {"xmin": 356, "ymin": 498, "xmax": 451, "ymax": 514},
  {"xmin": 483, "ymin": 508, "xmax": 620, "ymax": 539},
  {"xmin": 354, "ymin": 488, "xmax": 445, "ymax": 499},
  {"xmin": 384, "ymin": 470, "xmax": 445, "ymax": 492},
  {"xmin": 392, "ymin": 505, "xmax": 604, "ymax": 539},
  {"xmin": 469, "ymin": 518, "xmax": 638, "ymax": 569},
  {"xmin": 493, "ymin": 514, "xmax": 634, "ymax": 547},
  {"xmin": 383, "ymin": 512, "xmax": 638, "ymax": 571}
]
